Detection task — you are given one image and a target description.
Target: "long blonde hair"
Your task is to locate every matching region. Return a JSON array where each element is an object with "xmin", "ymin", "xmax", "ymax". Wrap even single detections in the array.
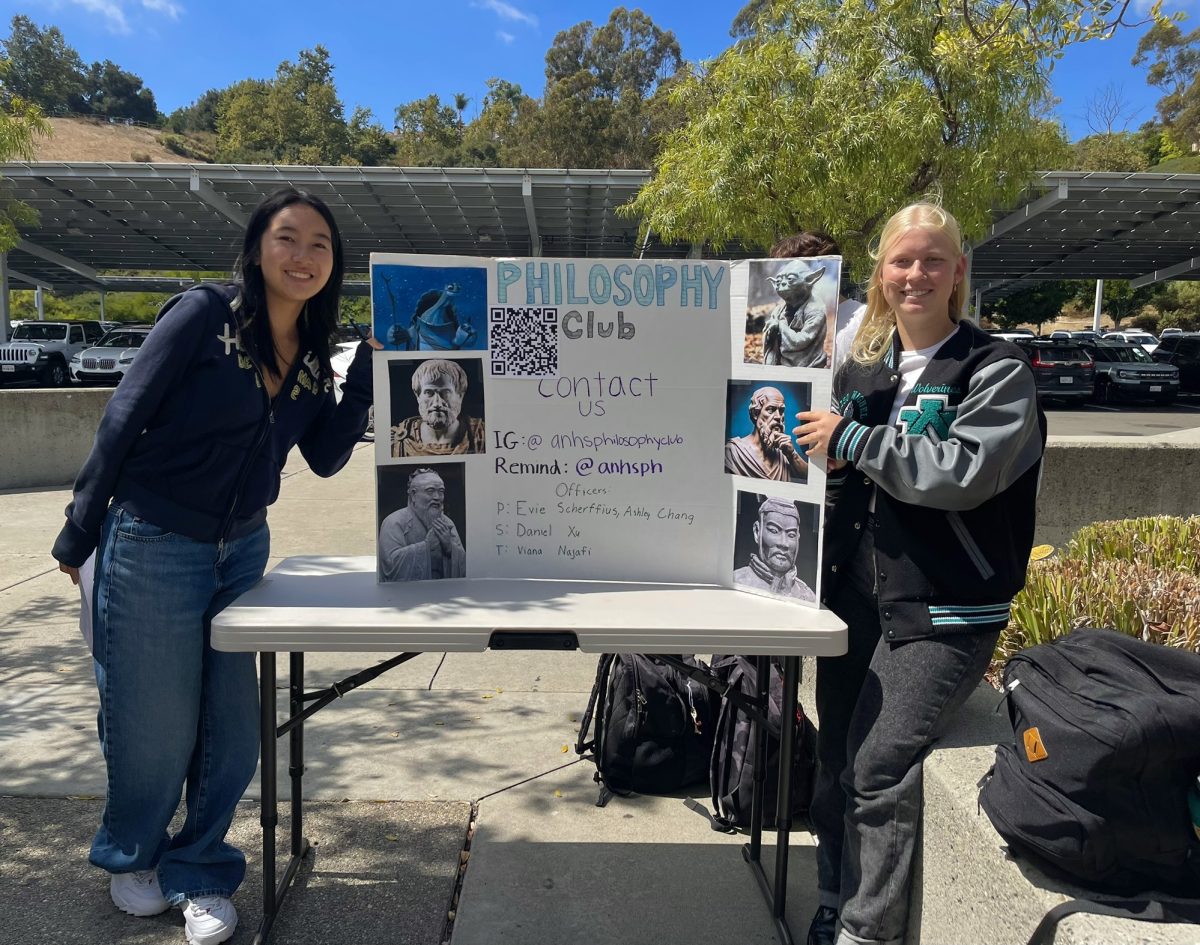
[{"xmin": 850, "ymin": 201, "xmax": 969, "ymax": 365}]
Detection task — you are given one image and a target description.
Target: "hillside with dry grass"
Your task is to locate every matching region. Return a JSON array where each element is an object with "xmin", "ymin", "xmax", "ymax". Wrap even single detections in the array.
[{"xmin": 30, "ymin": 117, "xmax": 212, "ymax": 164}]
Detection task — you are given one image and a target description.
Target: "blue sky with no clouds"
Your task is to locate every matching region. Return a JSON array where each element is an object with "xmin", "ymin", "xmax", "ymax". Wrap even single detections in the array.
[{"xmin": 6, "ymin": 0, "xmax": 1195, "ymax": 142}]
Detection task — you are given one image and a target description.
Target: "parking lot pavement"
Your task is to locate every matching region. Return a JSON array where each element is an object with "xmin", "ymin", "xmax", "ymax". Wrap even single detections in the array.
[{"xmin": 1043, "ymin": 394, "xmax": 1200, "ymax": 439}]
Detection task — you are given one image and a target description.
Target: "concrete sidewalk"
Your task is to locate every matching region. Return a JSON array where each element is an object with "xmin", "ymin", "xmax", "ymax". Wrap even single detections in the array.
[{"xmin": 0, "ymin": 444, "xmax": 821, "ymax": 945}]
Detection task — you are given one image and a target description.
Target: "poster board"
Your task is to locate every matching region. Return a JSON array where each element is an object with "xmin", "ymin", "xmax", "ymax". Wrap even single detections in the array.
[{"xmin": 370, "ymin": 254, "xmax": 834, "ymax": 606}]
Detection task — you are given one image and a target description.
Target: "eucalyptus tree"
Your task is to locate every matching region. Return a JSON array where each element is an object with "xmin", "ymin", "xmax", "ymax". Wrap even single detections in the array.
[{"xmin": 629, "ymin": 0, "xmax": 1169, "ymax": 263}]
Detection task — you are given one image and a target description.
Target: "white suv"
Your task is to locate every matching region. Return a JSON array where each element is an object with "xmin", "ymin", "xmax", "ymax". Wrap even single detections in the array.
[
  {"xmin": 1102, "ymin": 331, "xmax": 1159, "ymax": 354},
  {"xmin": 0, "ymin": 321, "xmax": 104, "ymax": 386},
  {"xmin": 70, "ymin": 326, "xmax": 153, "ymax": 384}
]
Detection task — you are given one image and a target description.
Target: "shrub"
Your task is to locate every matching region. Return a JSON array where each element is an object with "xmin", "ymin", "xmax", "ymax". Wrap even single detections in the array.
[
  {"xmin": 1158, "ymin": 308, "xmax": 1200, "ymax": 333},
  {"xmin": 158, "ymin": 133, "xmax": 214, "ymax": 163},
  {"xmin": 993, "ymin": 516, "xmax": 1200, "ymax": 681}
]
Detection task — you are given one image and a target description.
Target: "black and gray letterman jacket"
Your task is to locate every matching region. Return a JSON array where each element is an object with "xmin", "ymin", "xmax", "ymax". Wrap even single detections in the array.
[{"xmin": 822, "ymin": 320, "xmax": 1046, "ymax": 642}]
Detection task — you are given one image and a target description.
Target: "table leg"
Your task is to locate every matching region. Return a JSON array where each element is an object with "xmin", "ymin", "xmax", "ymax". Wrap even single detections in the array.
[
  {"xmin": 772, "ymin": 654, "xmax": 800, "ymax": 942},
  {"xmin": 253, "ymin": 653, "xmax": 312, "ymax": 945},
  {"xmin": 254, "ymin": 652, "xmax": 278, "ymax": 945},
  {"xmin": 746, "ymin": 654, "xmax": 771, "ymax": 863},
  {"xmin": 289, "ymin": 652, "xmax": 306, "ymax": 859},
  {"xmin": 741, "ymin": 655, "xmax": 798, "ymax": 945}
]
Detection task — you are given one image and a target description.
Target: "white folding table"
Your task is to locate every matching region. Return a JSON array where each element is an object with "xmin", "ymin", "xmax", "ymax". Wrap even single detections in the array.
[{"xmin": 211, "ymin": 555, "xmax": 847, "ymax": 945}]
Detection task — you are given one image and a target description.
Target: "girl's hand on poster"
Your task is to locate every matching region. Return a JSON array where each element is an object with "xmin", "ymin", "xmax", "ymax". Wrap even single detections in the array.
[
  {"xmin": 59, "ymin": 562, "xmax": 80, "ymax": 585},
  {"xmin": 793, "ymin": 410, "xmax": 842, "ymax": 461}
]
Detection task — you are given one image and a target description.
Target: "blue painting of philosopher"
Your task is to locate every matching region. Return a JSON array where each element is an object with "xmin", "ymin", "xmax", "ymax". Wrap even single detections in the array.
[{"xmin": 372, "ymin": 264, "xmax": 487, "ymax": 352}]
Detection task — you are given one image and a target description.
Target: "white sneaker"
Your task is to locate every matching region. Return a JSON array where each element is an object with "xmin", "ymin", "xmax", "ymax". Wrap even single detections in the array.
[
  {"xmin": 110, "ymin": 869, "xmax": 170, "ymax": 917},
  {"xmin": 183, "ymin": 896, "xmax": 238, "ymax": 945}
]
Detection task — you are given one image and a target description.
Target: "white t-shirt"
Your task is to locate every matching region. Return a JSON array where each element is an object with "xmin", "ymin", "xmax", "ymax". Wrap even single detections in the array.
[
  {"xmin": 866, "ymin": 325, "xmax": 961, "ymax": 513},
  {"xmin": 887, "ymin": 324, "xmax": 961, "ymax": 427},
  {"xmin": 832, "ymin": 299, "xmax": 866, "ymax": 374}
]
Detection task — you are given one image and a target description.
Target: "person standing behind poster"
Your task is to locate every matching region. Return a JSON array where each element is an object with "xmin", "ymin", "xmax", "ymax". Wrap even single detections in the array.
[
  {"xmin": 793, "ymin": 201, "xmax": 1044, "ymax": 945},
  {"xmin": 51, "ymin": 188, "xmax": 377, "ymax": 945}
]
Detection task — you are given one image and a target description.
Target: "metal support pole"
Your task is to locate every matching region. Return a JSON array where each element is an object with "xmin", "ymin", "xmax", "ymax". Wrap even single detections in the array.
[
  {"xmin": 99, "ymin": 290, "xmax": 107, "ymax": 321},
  {"xmin": 1093, "ymin": 280, "xmax": 1104, "ymax": 333},
  {"xmin": 0, "ymin": 253, "xmax": 9, "ymax": 340},
  {"xmin": 35, "ymin": 286, "xmax": 44, "ymax": 320},
  {"xmin": 974, "ymin": 289, "xmax": 982, "ymax": 324}
]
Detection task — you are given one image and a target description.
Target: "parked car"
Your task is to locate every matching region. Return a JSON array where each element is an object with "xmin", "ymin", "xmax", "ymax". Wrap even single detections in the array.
[
  {"xmin": 1160, "ymin": 328, "xmax": 1183, "ymax": 337},
  {"xmin": 1013, "ymin": 339, "xmax": 1096, "ymax": 403},
  {"xmin": 0, "ymin": 320, "xmax": 104, "ymax": 386},
  {"xmin": 991, "ymin": 329, "xmax": 1036, "ymax": 342},
  {"xmin": 331, "ymin": 341, "xmax": 374, "ymax": 440},
  {"xmin": 1102, "ymin": 330, "xmax": 1159, "ymax": 354},
  {"xmin": 1152, "ymin": 332, "xmax": 1200, "ymax": 393},
  {"xmin": 1079, "ymin": 341, "xmax": 1179, "ymax": 404},
  {"xmin": 1069, "ymin": 330, "xmax": 1103, "ymax": 344},
  {"xmin": 1048, "ymin": 330, "xmax": 1072, "ymax": 341},
  {"xmin": 69, "ymin": 326, "xmax": 153, "ymax": 384}
]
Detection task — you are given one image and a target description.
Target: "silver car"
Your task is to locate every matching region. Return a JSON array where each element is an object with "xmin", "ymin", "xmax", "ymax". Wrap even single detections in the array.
[
  {"xmin": 1082, "ymin": 342, "xmax": 1180, "ymax": 404},
  {"xmin": 69, "ymin": 327, "xmax": 152, "ymax": 385}
]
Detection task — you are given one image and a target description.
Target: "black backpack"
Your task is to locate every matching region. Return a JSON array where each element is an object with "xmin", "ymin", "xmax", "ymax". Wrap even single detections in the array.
[
  {"xmin": 575, "ymin": 654, "xmax": 716, "ymax": 803},
  {"xmin": 708, "ymin": 654, "xmax": 817, "ymax": 831},
  {"xmin": 979, "ymin": 628, "xmax": 1200, "ymax": 897}
]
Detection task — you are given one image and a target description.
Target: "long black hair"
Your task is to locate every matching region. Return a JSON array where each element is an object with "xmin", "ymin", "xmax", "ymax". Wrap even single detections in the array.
[{"xmin": 233, "ymin": 187, "xmax": 345, "ymax": 381}]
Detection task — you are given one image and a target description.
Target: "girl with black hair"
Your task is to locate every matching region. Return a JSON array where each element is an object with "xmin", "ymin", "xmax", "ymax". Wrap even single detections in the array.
[{"xmin": 51, "ymin": 187, "xmax": 377, "ymax": 945}]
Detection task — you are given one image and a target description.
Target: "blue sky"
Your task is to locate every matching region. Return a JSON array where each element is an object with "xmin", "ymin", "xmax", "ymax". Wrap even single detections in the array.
[{"xmin": 7, "ymin": 0, "xmax": 1195, "ymax": 142}]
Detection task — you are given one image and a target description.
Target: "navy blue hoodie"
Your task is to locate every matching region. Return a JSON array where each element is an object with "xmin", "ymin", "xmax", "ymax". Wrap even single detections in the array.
[{"xmin": 52, "ymin": 284, "xmax": 373, "ymax": 568}]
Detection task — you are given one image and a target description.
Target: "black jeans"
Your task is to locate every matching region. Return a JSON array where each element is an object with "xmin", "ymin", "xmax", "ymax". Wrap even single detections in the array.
[{"xmin": 810, "ymin": 519, "xmax": 998, "ymax": 945}]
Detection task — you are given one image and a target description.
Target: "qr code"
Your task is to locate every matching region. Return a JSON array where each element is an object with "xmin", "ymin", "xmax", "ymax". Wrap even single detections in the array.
[{"xmin": 489, "ymin": 306, "xmax": 559, "ymax": 377}]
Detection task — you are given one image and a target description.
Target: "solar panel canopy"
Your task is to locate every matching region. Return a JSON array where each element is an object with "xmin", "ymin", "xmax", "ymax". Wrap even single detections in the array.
[{"xmin": 3, "ymin": 164, "xmax": 1200, "ymax": 300}]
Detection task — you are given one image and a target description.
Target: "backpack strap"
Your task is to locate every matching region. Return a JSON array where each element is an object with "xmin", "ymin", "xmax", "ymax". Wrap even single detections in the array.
[
  {"xmin": 655, "ymin": 654, "xmax": 767, "ymax": 725},
  {"xmin": 575, "ymin": 653, "xmax": 615, "ymax": 757},
  {"xmin": 1027, "ymin": 898, "xmax": 1200, "ymax": 945}
]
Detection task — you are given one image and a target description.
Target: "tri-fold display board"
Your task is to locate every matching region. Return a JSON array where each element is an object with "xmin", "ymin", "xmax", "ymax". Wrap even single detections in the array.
[{"xmin": 370, "ymin": 253, "xmax": 847, "ymax": 608}]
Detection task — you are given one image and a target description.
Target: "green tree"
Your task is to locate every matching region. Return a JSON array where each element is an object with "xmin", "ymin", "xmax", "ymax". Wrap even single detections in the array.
[
  {"xmin": 393, "ymin": 94, "xmax": 463, "ymax": 166},
  {"xmin": 1073, "ymin": 132, "xmax": 1149, "ymax": 170},
  {"xmin": 985, "ymin": 282, "xmax": 1075, "ymax": 333},
  {"xmin": 453, "ymin": 92, "xmax": 470, "ymax": 127},
  {"xmin": 1156, "ymin": 281, "xmax": 1200, "ymax": 331},
  {"xmin": 0, "ymin": 15, "xmax": 87, "ymax": 114},
  {"xmin": 216, "ymin": 46, "xmax": 349, "ymax": 164},
  {"xmin": 521, "ymin": 7, "xmax": 685, "ymax": 168},
  {"xmin": 216, "ymin": 79, "xmax": 275, "ymax": 162},
  {"xmin": 165, "ymin": 89, "xmax": 223, "ymax": 133},
  {"xmin": 1134, "ymin": 119, "xmax": 1185, "ymax": 168},
  {"xmin": 272, "ymin": 46, "xmax": 348, "ymax": 164},
  {"xmin": 1100, "ymin": 280, "xmax": 1155, "ymax": 329},
  {"xmin": 345, "ymin": 106, "xmax": 395, "ymax": 166},
  {"xmin": 628, "ymin": 0, "xmax": 1167, "ymax": 263},
  {"xmin": 460, "ymin": 78, "xmax": 538, "ymax": 166},
  {"xmin": 1133, "ymin": 20, "xmax": 1200, "ymax": 151},
  {"xmin": 0, "ymin": 58, "xmax": 50, "ymax": 250},
  {"xmin": 84, "ymin": 60, "xmax": 158, "ymax": 123}
]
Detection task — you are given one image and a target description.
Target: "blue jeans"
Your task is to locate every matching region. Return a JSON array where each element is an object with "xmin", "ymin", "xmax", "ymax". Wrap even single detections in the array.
[{"xmin": 90, "ymin": 505, "xmax": 269, "ymax": 904}]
